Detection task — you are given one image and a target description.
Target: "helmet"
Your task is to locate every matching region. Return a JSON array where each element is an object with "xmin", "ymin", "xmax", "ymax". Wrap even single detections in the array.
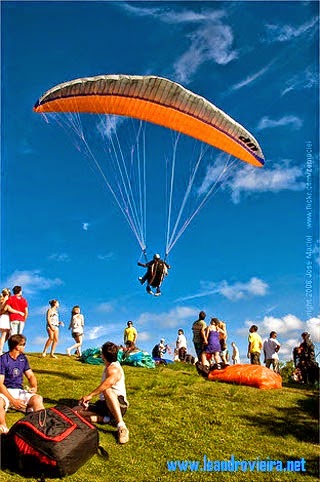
[{"xmin": 154, "ymin": 253, "xmax": 160, "ymax": 260}]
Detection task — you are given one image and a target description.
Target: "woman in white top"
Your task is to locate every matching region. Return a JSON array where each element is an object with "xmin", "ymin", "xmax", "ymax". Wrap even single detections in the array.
[
  {"xmin": 41, "ymin": 300, "xmax": 63, "ymax": 358},
  {"xmin": 66, "ymin": 305, "xmax": 84, "ymax": 357}
]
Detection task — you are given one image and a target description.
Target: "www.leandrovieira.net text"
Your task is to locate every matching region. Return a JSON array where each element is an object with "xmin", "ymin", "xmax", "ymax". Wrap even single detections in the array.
[{"xmin": 167, "ymin": 455, "xmax": 306, "ymax": 472}]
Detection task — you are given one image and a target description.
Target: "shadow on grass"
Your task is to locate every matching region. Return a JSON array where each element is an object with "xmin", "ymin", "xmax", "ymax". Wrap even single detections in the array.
[
  {"xmin": 244, "ymin": 392, "xmax": 319, "ymax": 478},
  {"xmin": 243, "ymin": 392, "xmax": 319, "ymax": 444},
  {"xmin": 33, "ymin": 368, "xmax": 81, "ymax": 380}
]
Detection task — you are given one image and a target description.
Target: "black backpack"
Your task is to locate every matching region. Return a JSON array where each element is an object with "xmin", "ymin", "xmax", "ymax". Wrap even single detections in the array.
[{"xmin": 1, "ymin": 405, "xmax": 102, "ymax": 479}]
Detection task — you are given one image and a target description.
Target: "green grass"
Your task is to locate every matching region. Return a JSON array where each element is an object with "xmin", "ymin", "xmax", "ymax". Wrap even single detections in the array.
[{"xmin": 1, "ymin": 354, "xmax": 319, "ymax": 481}]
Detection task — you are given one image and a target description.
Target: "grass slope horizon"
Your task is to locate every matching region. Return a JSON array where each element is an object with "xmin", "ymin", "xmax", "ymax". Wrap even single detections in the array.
[{"xmin": 0, "ymin": 354, "xmax": 319, "ymax": 482}]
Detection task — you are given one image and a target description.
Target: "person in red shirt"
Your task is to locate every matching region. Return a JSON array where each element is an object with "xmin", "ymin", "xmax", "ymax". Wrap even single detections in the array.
[{"xmin": 6, "ymin": 286, "xmax": 28, "ymax": 335}]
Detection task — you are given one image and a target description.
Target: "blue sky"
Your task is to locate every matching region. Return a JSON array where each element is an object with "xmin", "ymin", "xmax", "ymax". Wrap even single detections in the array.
[{"xmin": 1, "ymin": 1, "xmax": 319, "ymax": 362}]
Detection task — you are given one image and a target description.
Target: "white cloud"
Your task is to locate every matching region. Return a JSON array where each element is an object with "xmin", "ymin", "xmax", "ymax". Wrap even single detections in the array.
[
  {"xmin": 97, "ymin": 252, "xmax": 114, "ymax": 261},
  {"xmin": 176, "ymin": 277, "xmax": 268, "ymax": 302},
  {"xmin": 229, "ymin": 163, "xmax": 304, "ymax": 204},
  {"xmin": 174, "ymin": 23, "xmax": 237, "ymax": 83},
  {"xmin": 119, "ymin": 3, "xmax": 226, "ymax": 24},
  {"xmin": 32, "ymin": 335, "xmax": 48, "ymax": 346},
  {"xmin": 259, "ymin": 314, "xmax": 304, "ymax": 335},
  {"xmin": 86, "ymin": 326, "xmax": 104, "ymax": 341},
  {"xmin": 279, "ymin": 338, "xmax": 300, "ymax": 358},
  {"xmin": 85, "ymin": 324, "xmax": 119, "ymax": 341},
  {"xmin": 213, "ymin": 277, "xmax": 268, "ymax": 301},
  {"xmin": 306, "ymin": 316, "xmax": 320, "ymax": 343},
  {"xmin": 257, "ymin": 115, "xmax": 303, "ymax": 131},
  {"xmin": 82, "ymin": 222, "xmax": 89, "ymax": 231},
  {"xmin": 264, "ymin": 18, "xmax": 318, "ymax": 43},
  {"xmin": 196, "ymin": 156, "xmax": 305, "ymax": 204},
  {"xmin": 31, "ymin": 305, "xmax": 49, "ymax": 316},
  {"xmin": 229, "ymin": 63, "xmax": 274, "ymax": 92},
  {"xmin": 242, "ymin": 314, "xmax": 319, "ymax": 353},
  {"xmin": 197, "ymin": 155, "xmax": 229, "ymax": 196},
  {"xmin": 137, "ymin": 306, "xmax": 198, "ymax": 329},
  {"xmin": 97, "ymin": 115, "xmax": 126, "ymax": 140},
  {"xmin": 95, "ymin": 302, "xmax": 114, "ymax": 313},
  {"xmin": 4, "ymin": 270, "xmax": 63, "ymax": 295},
  {"xmin": 48, "ymin": 253, "xmax": 70, "ymax": 262},
  {"xmin": 118, "ymin": 3, "xmax": 236, "ymax": 83},
  {"xmin": 137, "ymin": 331, "xmax": 152, "ymax": 342},
  {"xmin": 281, "ymin": 68, "xmax": 319, "ymax": 96}
]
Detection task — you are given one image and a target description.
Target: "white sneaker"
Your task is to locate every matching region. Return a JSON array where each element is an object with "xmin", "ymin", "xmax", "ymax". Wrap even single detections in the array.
[
  {"xmin": 118, "ymin": 425, "xmax": 129, "ymax": 444},
  {"xmin": 0, "ymin": 424, "xmax": 9, "ymax": 434}
]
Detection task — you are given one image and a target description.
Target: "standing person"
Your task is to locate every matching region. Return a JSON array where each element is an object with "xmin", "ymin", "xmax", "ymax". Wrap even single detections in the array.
[
  {"xmin": 175, "ymin": 329, "xmax": 187, "ymax": 362},
  {"xmin": 300, "ymin": 332, "xmax": 316, "ymax": 364},
  {"xmin": 202, "ymin": 318, "xmax": 224, "ymax": 367},
  {"xmin": 192, "ymin": 311, "xmax": 207, "ymax": 360},
  {"xmin": 66, "ymin": 305, "xmax": 85, "ymax": 357},
  {"xmin": 298, "ymin": 332, "xmax": 318, "ymax": 384},
  {"xmin": 263, "ymin": 331, "xmax": 281, "ymax": 373},
  {"xmin": 123, "ymin": 321, "xmax": 137, "ymax": 347},
  {"xmin": 0, "ymin": 334, "xmax": 44, "ymax": 434},
  {"xmin": 77, "ymin": 341, "xmax": 129, "ymax": 444},
  {"xmin": 217, "ymin": 320, "xmax": 228, "ymax": 365},
  {"xmin": 247, "ymin": 325, "xmax": 263, "ymax": 365},
  {"xmin": 231, "ymin": 342, "xmax": 240, "ymax": 365},
  {"xmin": 41, "ymin": 300, "xmax": 64, "ymax": 359},
  {"xmin": 6, "ymin": 286, "xmax": 28, "ymax": 335},
  {"xmin": 0, "ymin": 289, "xmax": 13, "ymax": 356}
]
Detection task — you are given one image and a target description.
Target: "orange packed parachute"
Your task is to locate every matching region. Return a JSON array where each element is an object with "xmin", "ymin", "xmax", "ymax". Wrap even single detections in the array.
[
  {"xmin": 208, "ymin": 364, "xmax": 282, "ymax": 390},
  {"xmin": 34, "ymin": 75, "xmax": 265, "ymax": 258}
]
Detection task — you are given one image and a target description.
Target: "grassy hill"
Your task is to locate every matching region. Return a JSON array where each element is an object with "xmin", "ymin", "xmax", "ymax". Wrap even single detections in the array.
[{"xmin": 1, "ymin": 354, "xmax": 319, "ymax": 482}]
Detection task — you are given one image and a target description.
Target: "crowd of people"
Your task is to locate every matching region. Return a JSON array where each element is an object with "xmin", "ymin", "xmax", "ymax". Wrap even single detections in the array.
[
  {"xmin": 0, "ymin": 286, "xmax": 129, "ymax": 443},
  {"xmin": 192, "ymin": 311, "xmax": 233, "ymax": 371},
  {"xmin": 0, "ymin": 286, "xmax": 318, "ymax": 442},
  {"xmin": 190, "ymin": 310, "xmax": 318, "ymax": 385}
]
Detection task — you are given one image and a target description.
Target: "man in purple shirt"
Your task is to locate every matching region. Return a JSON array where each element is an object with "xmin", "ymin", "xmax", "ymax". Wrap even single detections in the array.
[{"xmin": 0, "ymin": 334, "xmax": 44, "ymax": 433}]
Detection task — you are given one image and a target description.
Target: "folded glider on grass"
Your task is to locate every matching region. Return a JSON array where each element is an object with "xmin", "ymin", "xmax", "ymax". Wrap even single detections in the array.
[{"xmin": 208, "ymin": 364, "xmax": 282, "ymax": 390}]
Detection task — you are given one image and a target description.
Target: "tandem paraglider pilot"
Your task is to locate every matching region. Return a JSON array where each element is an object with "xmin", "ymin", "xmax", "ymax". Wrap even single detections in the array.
[{"xmin": 138, "ymin": 254, "xmax": 170, "ymax": 296}]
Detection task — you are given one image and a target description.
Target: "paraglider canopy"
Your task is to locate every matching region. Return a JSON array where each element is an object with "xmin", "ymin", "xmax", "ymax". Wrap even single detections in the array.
[
  {"xmin": 34, "ymin": 74, "xmax": 265, "ymax": 258},
  {"xmin": 34, "ymin": 74, "xmax": 264, "ymax": 167}
]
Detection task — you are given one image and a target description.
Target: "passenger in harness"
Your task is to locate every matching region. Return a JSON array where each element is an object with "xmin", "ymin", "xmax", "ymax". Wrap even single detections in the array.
[{"xmin": 138, "ymin": 254, "xmax": 170, "ymax": 296}]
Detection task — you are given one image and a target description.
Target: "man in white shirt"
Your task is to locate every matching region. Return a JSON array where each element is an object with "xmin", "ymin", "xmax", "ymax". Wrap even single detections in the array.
[
  {"xmin": 78, "ymin": 342, "xmax": 129, "ymax": 444},
  {"xmin": 176, "ymin": 329, "xmax": 187, "ymax": 362},
  {"xmin": 263, "ymin": 331, "xmax": 281, "ymax": 373}
]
